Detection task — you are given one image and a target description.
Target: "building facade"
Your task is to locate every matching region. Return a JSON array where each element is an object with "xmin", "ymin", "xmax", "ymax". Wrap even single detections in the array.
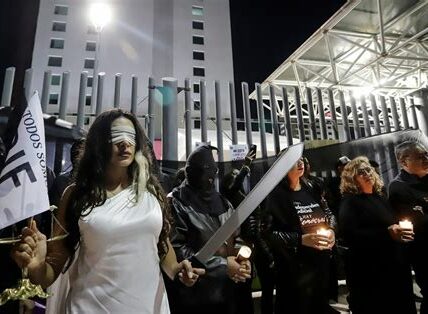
[{"xmin": 30, "ymin": 0, "xmax": 234, "ymax": 129}]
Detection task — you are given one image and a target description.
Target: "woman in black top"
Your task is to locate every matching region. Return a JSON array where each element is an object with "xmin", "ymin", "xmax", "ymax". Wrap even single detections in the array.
[
  {"xmin": 339, "ymin": 156, "xmax": 416, "ymax": 314},
  {"xmin": 267, "ymin": 157, "xmax": 336, "ymax": 314}
]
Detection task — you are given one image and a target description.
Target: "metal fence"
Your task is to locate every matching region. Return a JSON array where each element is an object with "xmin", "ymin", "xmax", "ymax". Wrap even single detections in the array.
[{"xmin": 1, "ymin": 67, "xmax": 423, "ymax": 163}]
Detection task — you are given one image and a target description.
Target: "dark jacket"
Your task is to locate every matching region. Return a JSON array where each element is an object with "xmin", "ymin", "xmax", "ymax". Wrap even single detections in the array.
[
  {"xmin": 166, "ymin": 184, "xmax": 236, "ymax": 314},
  {"xmin": 388, "ymin": 169, "xmax": 428, "ymax": 242},
  {"xmin": 339, "ymin": 193, "xmax": 416, "ymax": 314},
  {"xmin": 388, "ymin": 170, "xmax": 428, "ymax": 312},
  {"xmin": 267, "ymin": 179, "xmax": 336, "ymax": 260},
  {"xmin": 266, "ymin": 178, "xmax": 336, "ymax": 314}
]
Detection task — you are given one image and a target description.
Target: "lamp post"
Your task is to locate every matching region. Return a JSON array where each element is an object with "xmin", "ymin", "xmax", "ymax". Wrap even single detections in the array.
[{"xmin": 88, "ymin": 3, "xmax": 112, "ymax": 111}]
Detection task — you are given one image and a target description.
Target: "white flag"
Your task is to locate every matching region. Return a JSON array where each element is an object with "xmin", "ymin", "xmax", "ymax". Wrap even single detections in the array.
[{"xmin": 0, "ymin": 92, "xmax": 50, "ymax": 230}]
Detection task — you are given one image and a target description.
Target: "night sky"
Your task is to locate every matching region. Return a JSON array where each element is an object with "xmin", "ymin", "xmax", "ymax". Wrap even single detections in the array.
[{"xmin": 229, "ymin": 0, "xmax": 347, "ymax": 95}]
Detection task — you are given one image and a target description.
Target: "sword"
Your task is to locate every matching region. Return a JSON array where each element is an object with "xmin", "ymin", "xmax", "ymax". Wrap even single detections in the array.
[{"xmin": 191, "ymin": 142, "xmax": 303, "ymax": 267}]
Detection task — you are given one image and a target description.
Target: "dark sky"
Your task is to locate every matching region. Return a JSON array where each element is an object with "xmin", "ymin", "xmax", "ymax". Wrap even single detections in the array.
[{"xmin": 229, "ymin": 0, "xmax": 347, "ymax": 89}]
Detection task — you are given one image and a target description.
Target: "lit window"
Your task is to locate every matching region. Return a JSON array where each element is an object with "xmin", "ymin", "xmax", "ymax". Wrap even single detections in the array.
[
  {"xmin": 50, "ymin": 38, "xmax": 64, "ymax": 49},
  {"xmin": 49, "ymin": 93, "xmax": 59, "ymax": 105},
  {"xmin": 86, "ymin": 41, "xmax": 96, "ymax": 51},
  {"xmin": 51, "ymin": 74, "xmax": 61, "ymax": 86},
  {"xmin": 192, "ymin": 21, "xmax": 204, "ymax": 30},
  {"xmin": 193, "ymin": 67, "xmax": 205, "ymax": 77},
  {"xmin": 52, "ymin": 21, "xmax": 66, "ymax": 32},
  {"xmin": 193, "ymin": 51, "xmax": 204, "ymax": 61},
  {"xmin": 54, "ymin": 5, "xmax": 68, "ymax": 15},
  {"xmin": 84, "ymin": 59, "xmax": 95, "ymax": 69},
  {"xmin": 48, "ymin": 56, "xmax": 62, "ymax": 67},
  {"xmin": 192, "ymin": 6, "xmax": 203, "ymax": 16},
  {"xmin": 193, "ymin": 36, "xmax": 204, "ymax": 45}
]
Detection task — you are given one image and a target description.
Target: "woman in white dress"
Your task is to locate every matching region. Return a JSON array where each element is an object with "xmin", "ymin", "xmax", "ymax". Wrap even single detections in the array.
[{"xmin": 12, "ymin": 109, "xmax": 204, "ymax": 313}]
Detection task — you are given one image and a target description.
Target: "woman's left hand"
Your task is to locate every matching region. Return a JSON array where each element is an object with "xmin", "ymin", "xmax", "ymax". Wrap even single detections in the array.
[
  {"xmin": 326, "ymin": 229, "xmax": 335, "ymax": 249},
  {"xmin": 177, "ymin": 260, "xmax": 205, "ymax": 287}
]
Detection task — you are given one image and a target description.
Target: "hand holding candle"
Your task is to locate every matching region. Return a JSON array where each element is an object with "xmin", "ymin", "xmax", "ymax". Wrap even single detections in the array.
[
  {"xmin": 316, "ymin": 228, "xmax": 335, "ymax": 249},
  {"xmin": 398, "ymin": 219, "xmax": 414, "ymax": 242}
]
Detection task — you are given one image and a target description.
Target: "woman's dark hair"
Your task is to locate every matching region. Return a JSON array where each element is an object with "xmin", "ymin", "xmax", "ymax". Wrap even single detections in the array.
[{"xmin": 64, "ymin": 109, "xmax": 171, "ymax": 266}]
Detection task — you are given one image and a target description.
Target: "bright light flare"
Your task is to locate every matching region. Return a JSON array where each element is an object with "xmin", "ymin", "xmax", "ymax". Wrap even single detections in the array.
[{"xmin": 89, "ymin": 3, "xmax": 112, "ymax": 31}]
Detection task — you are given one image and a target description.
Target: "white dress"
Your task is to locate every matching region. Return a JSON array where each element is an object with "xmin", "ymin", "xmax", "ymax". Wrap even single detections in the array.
[{"xmin": 65, "ymin": 187, "xmax": 170, "ymax": 314}]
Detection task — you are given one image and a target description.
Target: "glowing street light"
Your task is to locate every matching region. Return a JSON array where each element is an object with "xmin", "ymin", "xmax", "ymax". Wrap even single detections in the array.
[
  {"xmin": 89, "ymin": 3, "xmax": 112, "ymax": 32},
  {"xmin": 88, "ymin": 3, "xmax": 112, "ymax": 109}
]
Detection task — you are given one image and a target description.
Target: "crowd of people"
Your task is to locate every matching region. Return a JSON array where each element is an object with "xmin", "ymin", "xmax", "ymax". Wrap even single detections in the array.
[{"xmin": 1, "ymin": 108, "xmax": 427, "ymax": 314}]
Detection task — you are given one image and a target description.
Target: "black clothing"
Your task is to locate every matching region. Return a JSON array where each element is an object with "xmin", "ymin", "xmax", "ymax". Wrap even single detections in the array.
[
  {"xmin": 389, "ymin": 170, "xmax": 428, "ymax": 314},
  {"xmin": 339, "ymin": 193, "xmax": 416, "ymax": 314},
  {"xmin": 267, "ymin": 179, "xmax": 335, "ymax": 314},
  {"xmin": 326, "ymin": 176, "xmax": 342, "ymax": 218},
  {"xmin": 220, "ymin": 166, "xmax": 272, "ymax": 314},
  {"xmin": 166, "ymin": 183, "xmax": 237, "ymax": 314}
]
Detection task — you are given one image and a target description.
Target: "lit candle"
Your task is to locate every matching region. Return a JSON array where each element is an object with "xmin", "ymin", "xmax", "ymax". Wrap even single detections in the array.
[
  {"xmin": 316, "ymin": 228, "xmax": 330, "ymax": 246},
  {"xmin": 316, "ymin": 228, "xmax": 330, "ymax": 237},
  {"xmin": 399, "ymin": 220, "xmax": 413, "ymax": 231},
  {"xmin": 236, "ymin": 245, "xmax": 252, "ymax": 262}
]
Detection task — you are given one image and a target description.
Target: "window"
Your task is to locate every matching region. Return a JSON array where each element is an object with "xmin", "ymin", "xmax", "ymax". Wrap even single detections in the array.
[
  {"xmin": 87, "ymin": 76, "xmax": 93, "ymax": 87},
  {"xmin": 193, "ymin": 83, "xmax": 200, "ymax": 93},
  {"xmin": 194, "ymin": 100, "xmax": 200, "ymax": 110},
  {"xmin": 193, "ymin": 51, "xmax": 205, "ymax": 61},
  {"xmin": 193, "ymin": 67, "xmax": 205, "ymax": 77},
  {"xmin": 192, "ymin": 21, "xmax": 204, "ymax": 30},
  {"xmin": 84, "ymin": 117, "xmax": 90, "ymax": 125},
  {"xmin": 54, "ymin": 5, "xmax": 68, "ymax": 15},
  {"xmin": 192, "ymin": 35, "xmax": 204, "ymax": 45},
  {"xmin": 86, "ymin": 41, "xmax": 96, "ymax": 51},
  {"xmin": 87, "ymin": 25, "xmax": 97, "ymax": 34},
  {"xmin": 52, "ymin": 21, "xmax": 66, "ymax": 32},
  {"xmin": 51, "ymin": 74, "xmax": 61, "ymax": 86},
  {"xmin": 84, "ymin": 58, "xmax": 95, "ymax": 69},
  {"xmin": 48, "ymin": 56, "xmax": 62, "ymax": 67},
  {"xmin": 85, "ymin": 95, "xmax": 91, "ymax": 106},
  {"xmin": 50, "ymin": 38, "xmax": 64, "ymax": 49},
  {"xmin": 49, "ymin": 93, "xmax": 59, "ymax": 105},
  {"xmin": 192, "ymin": 6, "xmax": 203, "ymax": 16},
  {"xmin": 194, "ymin": 120, "xmax": 201, "ymax": 129}
]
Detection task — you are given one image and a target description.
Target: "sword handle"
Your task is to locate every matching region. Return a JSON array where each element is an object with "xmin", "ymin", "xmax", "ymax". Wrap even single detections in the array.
[{"xmin": 189, "ymin": 255, "xmax": 206, "ymax": 269}]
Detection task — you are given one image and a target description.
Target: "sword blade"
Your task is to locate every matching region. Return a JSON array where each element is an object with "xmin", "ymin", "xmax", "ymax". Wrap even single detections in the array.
[{"xmin": 194, "ymin": 143, "xmax": 304, "ymax": 264}]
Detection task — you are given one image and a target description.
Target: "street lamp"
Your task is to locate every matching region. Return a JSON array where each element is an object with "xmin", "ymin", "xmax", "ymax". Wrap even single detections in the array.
[
  {"xmin": 88, "ymin": 3, "xmax": 112, "ymax": 110},
  {"xmin": 89, "ymin": 3, "xmax": 112, "ymax": 32}
]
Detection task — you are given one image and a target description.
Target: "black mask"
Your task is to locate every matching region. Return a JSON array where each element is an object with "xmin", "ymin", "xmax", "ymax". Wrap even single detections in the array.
[
  {"xmin": 185, "ymin": 145, "xmax": 218, "ymax": 192},
  {"xmin": 181, "ymin": 145, "xmax": 226, "ymax": 215}
]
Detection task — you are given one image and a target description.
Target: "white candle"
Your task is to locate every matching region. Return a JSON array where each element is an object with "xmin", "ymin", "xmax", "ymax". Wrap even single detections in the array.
[
  {"xmin": 316, "ymin": 228, "xmax": 330, "ymax": 246},
  {"xmin": 316, "ymin": 228, "xmax": 330, "ymax": 237},
  {"xmin": 399, "ymin": 220, "xmax": 413, "ymax": 230},
  {"xmin": 237, "ymin": 245, "xmax": 252, "ymax": 261}
]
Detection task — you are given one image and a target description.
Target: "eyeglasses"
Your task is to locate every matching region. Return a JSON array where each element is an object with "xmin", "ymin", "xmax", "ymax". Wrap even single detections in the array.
[
  {"xmin": 407, "ymin": 152, "xmax": 428, "ymax": 161},
  {"xmin": 356, "ymin": 167, "xmax": 372, "ymax": 176}
]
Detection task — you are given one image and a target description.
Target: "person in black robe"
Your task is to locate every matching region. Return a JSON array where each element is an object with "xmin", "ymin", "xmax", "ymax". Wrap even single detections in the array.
[{"xmin": 166, "ymin": 145, "xmax": 251, "ymax": 314}]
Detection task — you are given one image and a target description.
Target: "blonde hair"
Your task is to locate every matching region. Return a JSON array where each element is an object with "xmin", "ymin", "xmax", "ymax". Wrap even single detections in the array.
[{"xmin": 340, "ymin": 156, "xmax": 384, "ymax": 195}]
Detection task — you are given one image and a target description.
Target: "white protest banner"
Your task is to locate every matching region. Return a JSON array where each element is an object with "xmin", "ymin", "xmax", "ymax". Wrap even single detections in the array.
[{"xmin": 0, "ymin": 92, "xmax": 49, "ymax": 230}]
